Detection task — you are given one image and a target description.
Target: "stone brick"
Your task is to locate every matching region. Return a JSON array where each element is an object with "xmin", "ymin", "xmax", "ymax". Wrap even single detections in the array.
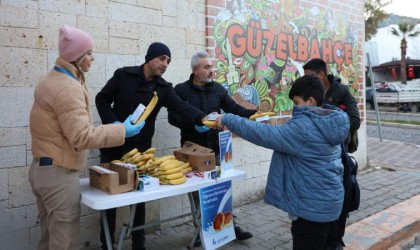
[
  {"xmin": 86, "ymin": 0, "xmax": 108, "ymax": 18},
  {"xmin": 164, "ymin": 57, "xmax": 190, "ymax": 84},
  {"xmin": 0, "ymin": 127, "xmax": 26, "ymax": 147},
  {"xmin": 0, "ymin": 229, "xmax": 30, "ymax": 250},
  {"xmin": 39, "ymin": 10, "xmax": 76, "ymax": 50},
  {"xmin": 177, "ymin": 0, "xmax": 197, "ymax": 30},
  {"xmin": 1, "ymin": 0, "xmax": 38, "ymax": 9},
  {"xmin": 109, "ymin": 37, "xmax": 140, "ymax": 55},
  {"xmin": 0, "ymin": 5, "xmax": 38, "ymax": 28},
  {"xmin": 29, "ymin": 226, "xmax": 40, "ymax": 250},
  {"xmin": 109, "ymin": 20, "xmax": 144, "ymax": 40},
  {"xmin": 0, "ymin": 145, "xmax": 27, "ymax": 169},
  {"xmin": 1, "ymin": 48, "xmax": 47, "ymax": 87},
  {"xmin": 0, "ymin": 206, "xmax": 27, "ymax": 234},
  {"xmin": 80, "ymin": 213, "xmax": 101, "ymax": 250},
  {"xmin": 105, "ymin": 54, "xmax": 136, "ymax": 81},
  {"xmin": 77, "ymin": 16, "xmax": 109, "ymax": 54},
  {"xmin": 0, "ymin": 169, "xmax": 8, "ymax": 201},
  {"xmin": 0, "ymin": 87, "xmax": 34, "ymax": 127},
  {"xmin": 0, "ymin": 27, "xmax": 44, "ymax": 49},
  {"xmin": 162, "ymin": 16, "xmax": 178, "ymax": 28},
  {"xmin": 109, "ymin": 2, "xmax": 162, "ymax": 25},
  {"xmin": 139, "ymin": 0, "xmax": 163, "ymax": 10},
  {"xmin": 155, "ymin": 119, "xmax": 181, "ymax": 149},
  {"xmin": 186, "ymin": 30, "xmax": 206, "ymax": 46},
  {"xmin": 26, "ymin": 204, "xmax": 39, "ymax": 229},
  {"xmin": 9, "ymin": 166, "xmax": 35, "ymax": 208},
  {"xmin": 39, "ymin": 0, "xmax": 85, "ymax": 15},
  {"xmin": 163, "ymin": 0, "xmax": 177, "ymax": 16},
  {"xmin": 85, "ymin": 53, "xmax": 106, "ymax": 89}
]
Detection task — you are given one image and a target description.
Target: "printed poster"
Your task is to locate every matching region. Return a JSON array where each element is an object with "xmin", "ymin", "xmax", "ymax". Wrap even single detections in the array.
[
  {"xmin": 199, "ymin": 181, "xmax": 235, "ymax": 250},
  {"xmin": 219, "ymin": 130, "xmax": 233, "ymax": 173}
]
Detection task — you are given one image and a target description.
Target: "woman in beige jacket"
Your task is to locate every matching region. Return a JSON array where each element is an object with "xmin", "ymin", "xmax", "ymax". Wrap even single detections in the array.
[{"xmin": 29, "ymin": 25, "xmax": 144, "ymax": 250}]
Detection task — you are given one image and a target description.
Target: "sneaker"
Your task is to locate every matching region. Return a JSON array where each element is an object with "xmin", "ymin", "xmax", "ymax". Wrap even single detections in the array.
[{"xmin": 234, "ymin": 226, "xmax": 253, "ymax": 241}]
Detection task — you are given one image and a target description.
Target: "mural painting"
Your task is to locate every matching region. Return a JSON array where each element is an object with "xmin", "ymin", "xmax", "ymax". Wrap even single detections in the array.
[{"xmin": 206, "ymin": 0, "xmax": 361, "ymax": 113}]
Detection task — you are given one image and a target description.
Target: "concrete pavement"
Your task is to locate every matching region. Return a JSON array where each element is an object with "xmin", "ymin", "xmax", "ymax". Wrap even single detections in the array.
[{"xmin": 138, "ymin": 137, "xmax": 420, "ymax": 250}]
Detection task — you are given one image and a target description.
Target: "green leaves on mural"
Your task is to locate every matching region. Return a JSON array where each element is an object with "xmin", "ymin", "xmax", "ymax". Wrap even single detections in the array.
[{"xmin": 254, "ymin": 78, "xmax": 268, "ymax": 99}]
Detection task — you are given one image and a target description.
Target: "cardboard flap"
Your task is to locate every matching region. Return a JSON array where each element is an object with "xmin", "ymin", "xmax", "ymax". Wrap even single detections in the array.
[{"xmin": 182, "ymin": 141, "xmax": 214, "ymax": 155}]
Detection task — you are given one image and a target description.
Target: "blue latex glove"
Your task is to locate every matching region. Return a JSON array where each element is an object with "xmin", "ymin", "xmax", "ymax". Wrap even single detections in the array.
[
  {"xmin": 113, "ymin": 121, "xmax": 121, "ymax": 124},
  {"xmin": 195, "ymin": 124, "xmax": 210, "ymax": 133},
  {"xmin": 123, "ymin": 115, "xmax": 145, "ymax": 138}
]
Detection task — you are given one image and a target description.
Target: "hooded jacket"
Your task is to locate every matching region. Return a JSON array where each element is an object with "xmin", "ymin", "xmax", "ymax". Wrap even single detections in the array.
[
  {"xmin": 30, "ymin": 58, "xmax": 125, "ymax": 170},
  {"xmin": 221, "ymin": 105, "xmax": 349, "ymax": 222}
]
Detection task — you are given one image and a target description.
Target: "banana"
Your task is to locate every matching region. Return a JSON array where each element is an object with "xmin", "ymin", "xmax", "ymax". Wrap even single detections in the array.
[
  {"xmin": 168, "ymin": 176, "xmax": 187, "ymax": 185},
  {"xmin": 203, "ymin": 120, "xmax": 216, "ymax": 126},
  {"xmin": 153, "ymin": 155, "xmax": 176, "ymax": 165},
  {"xmin": 159, "ymin": 161, "xmax": 183, "ymax": 171},
  {"xmin": 136, "ymin": 160, "xmax": 147, "ymax": 168},
  {"xmin": 144, "ymin": 147, "xmax": 156, "ymax": 154},
  {"xmin": 249, "ymin": 112, "xmax": 276, "ymax": 120},
  {"xmin": 159, "ymin": 158, "xmax": 179, "ymax": 168},
  {"xmin": 135, "ymin": 91, "xmax": 158, "ymax": 125},
  {"xmin": 111, "ymin": 160, "xmax": 123, "ymax": 164},
  {"xmin": 160, "ymin": 180, "xmax": 170, "ymax": 185},
  {"xmin": 121, "ymin": 148, "xmax": 138, "ymax": 160},
  {"xmin": 139, "ymin": 153, "xmax": 154, "ymax": 161},
  {"xmin": 160, "ymin": 165, "xmax": 184, "ymax": 175},
  {"xmin": 181, "ymin": 167, "xmax": 192, "ymax": 174}
]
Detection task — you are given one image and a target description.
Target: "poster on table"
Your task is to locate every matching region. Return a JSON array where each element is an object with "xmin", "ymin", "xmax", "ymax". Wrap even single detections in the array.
[
  {"xmin": 219, "ymin": 130, "xmax": 233, "ymax": 173},
  {"xmin": 199, "ymin": 180, "xmax": 235, "ymax": 250}
]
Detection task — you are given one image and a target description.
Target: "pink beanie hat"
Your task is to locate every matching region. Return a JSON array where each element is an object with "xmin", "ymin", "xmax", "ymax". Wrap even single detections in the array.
[{"xmin": 58, "ymin": 25, "xmax": 93, "ymax": 62}]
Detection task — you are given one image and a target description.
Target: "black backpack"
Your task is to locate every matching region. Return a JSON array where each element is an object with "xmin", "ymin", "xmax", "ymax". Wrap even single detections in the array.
[{"xmin": 338, "ymin": 144, "xmax": 361, "ymax": 244}]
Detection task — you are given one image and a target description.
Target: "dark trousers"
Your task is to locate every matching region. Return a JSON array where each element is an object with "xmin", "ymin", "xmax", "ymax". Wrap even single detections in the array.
[
  {"xmin": 100, "ymin": 203, "xmax": 146, "ymax": 250},
  {"xmin": 291, "ymin": 217, "xmax": 340, "ymax": 250}
]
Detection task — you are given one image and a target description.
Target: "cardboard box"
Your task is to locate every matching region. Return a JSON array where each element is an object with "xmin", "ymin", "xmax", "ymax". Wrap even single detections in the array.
[
  {"xmin": 89, "ymin": 163, "xmax": 139, "ymax": 195},
  {"xmin": 173, "ymin": 141, "xmax": 216, "ymax": 172}
]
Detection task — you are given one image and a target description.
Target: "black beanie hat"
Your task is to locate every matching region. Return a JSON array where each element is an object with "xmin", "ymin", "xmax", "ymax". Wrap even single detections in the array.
[{"xmin": 145, "ymin": 42, "xmax": 171, "ymax": 62}]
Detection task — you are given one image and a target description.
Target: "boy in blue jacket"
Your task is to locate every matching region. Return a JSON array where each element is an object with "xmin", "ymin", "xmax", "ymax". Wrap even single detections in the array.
[{"xmin": 214, "ymin": 75, "xmax": 350, "ymax": 250}]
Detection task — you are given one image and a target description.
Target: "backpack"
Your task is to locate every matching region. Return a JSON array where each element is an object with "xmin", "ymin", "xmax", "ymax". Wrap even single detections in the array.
[{"xmin": 338, "ymin": 144, "xmax": 361, "ymax": 243}]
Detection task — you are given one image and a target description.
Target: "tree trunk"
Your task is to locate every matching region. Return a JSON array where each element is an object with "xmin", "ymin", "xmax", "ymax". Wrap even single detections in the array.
[{"xmin": 401, "ymin": 38, "xmax": 407, "ymax": 84}]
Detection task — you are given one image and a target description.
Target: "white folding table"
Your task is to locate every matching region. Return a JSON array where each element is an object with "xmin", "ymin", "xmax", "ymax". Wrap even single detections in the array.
[{"xmin": 80, "ymin": 169, "xmax": 246, "ymax": 250}]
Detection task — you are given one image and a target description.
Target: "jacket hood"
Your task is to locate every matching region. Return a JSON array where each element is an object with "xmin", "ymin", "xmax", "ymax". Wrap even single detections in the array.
[{"xmin": 293, "ymin": 105, "xmax": 349, "ymax": 145}]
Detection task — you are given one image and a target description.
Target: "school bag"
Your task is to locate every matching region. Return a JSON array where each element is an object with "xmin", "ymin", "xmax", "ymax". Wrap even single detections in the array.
[{"xmin": 338, "ymin": 144, "xmax": 361, "ymax": 245}]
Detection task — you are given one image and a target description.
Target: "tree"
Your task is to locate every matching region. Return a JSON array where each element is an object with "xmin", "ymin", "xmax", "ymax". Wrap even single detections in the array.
[
  {"xmin": 390, "ymin": 22, "xmax": 420, "ymax": 83},
  {"xmin": 365, "ymin": 0, "xmax": 391, "ymax": 41}
]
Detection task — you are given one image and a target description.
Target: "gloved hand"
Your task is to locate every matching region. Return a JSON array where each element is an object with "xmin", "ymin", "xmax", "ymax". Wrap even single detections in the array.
[
  {"xmin": 123, "ymin": 115, "xmax": 145, "ymax": 138},
  {"xmin": 195, "ymin": 124, "xmax": 210, "ymax": 133},
  {"xmin": 113, "ymin": 121, "xmax": 121, "ymax": 124}
]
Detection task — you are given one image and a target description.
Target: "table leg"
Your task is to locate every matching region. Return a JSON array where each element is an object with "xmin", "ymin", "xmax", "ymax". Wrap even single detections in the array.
[
  {"xmin": 101, "ymin": 210, "xmax": 113, "ymax": 250},
  {"xmin": 117, "ymin": 204, "xmax": 137, "ymax": 250},
  {"xmin": 188, "ymin": 192, "xmax": 202, "ymax": 249}
]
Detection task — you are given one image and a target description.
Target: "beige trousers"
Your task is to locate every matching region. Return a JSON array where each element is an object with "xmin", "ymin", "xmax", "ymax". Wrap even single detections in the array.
[{"xmin": 29, "ymin": 159, "xmax": 81, "ymax": 250}]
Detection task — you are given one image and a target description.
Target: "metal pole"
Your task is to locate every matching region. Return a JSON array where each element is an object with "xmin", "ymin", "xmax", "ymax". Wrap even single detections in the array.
[{"xmin": 367, "ymin": 53, "xmax": 383, "ymax": 141}]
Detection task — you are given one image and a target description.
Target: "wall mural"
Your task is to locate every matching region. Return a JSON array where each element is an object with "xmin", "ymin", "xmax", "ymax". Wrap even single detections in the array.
[{"xmin": 207, "ymin": 0, "xmax": 361, "ymax": 112}]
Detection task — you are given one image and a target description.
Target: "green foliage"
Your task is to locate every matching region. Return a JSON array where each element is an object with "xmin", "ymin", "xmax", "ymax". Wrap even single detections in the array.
[{"xmin": 365, "ymin": 0, "xmax": 391, "ymax": 41}]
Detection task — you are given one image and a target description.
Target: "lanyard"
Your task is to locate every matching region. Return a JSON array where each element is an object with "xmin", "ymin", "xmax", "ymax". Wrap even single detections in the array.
[{"xmin": 54, "ymin": 66, "xmax": 77, "ymax": 80}]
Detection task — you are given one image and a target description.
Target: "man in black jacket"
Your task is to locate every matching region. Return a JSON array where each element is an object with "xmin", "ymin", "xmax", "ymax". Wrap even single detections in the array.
[
  {"xmin": 95, "ymin": 42, "xmax": 208, "ymax": 250},
  {"xmin": 303, "ymin": 58, "xmax": 360, "ymax": 152},
  {"xmin": 168, "ymin": 51, "xmax": 256, "ymax": 244}
]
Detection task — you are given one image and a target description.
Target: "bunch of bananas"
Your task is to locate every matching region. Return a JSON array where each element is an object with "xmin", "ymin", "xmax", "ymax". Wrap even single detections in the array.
[
  {"xmin": 112, "ymin": 148, "xmax": 192, "ymax": 185},
  {"xmin": 151, "ymin": 157, "xmax": 192, "ymax": 185}
]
